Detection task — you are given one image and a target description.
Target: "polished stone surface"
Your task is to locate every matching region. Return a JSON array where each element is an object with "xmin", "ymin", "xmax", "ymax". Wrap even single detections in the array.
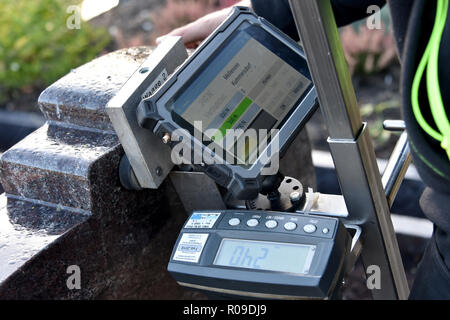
[
  {"xmin": 0, "ymin": 195, "xmax": 59, "ymax": 284},
  {"xmin": 0, "ymin": 181, "xmax": 204, "ymax": 299},
  {"xmin": 38, "ymin": 47, "xmax": 152, "ymax": 131},
  {"xmin": 0, "ymin": 124, "xmax": 119, "ymax": 211}
]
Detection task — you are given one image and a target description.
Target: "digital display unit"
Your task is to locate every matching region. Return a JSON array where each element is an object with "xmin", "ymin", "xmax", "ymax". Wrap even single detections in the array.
[
  {"xmin": 168, "ymin": 210, "xmax": 351, "ymax": 299},
  {"xmin": 137, "ymin": 7, "xmax": 318, "ymax": 200}
]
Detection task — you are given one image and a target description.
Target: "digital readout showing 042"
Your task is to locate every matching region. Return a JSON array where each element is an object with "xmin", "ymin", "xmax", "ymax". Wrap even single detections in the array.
[
  {"xmin": 218, "ymin": 243, "xmax": 269, "ymax": 269},
  {"xmin": 214, "ymin": 239, "xmax": 316, "ymax": 274}
]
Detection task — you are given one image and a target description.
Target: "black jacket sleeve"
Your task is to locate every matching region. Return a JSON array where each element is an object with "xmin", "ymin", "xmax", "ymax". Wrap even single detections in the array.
[{"xmin": 251, "ymin": 0, "xmax": 386, "ymax": 40}]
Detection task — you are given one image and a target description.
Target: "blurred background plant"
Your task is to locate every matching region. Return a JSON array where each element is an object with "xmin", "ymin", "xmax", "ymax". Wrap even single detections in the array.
[
  {"xmin": 0, "ymin": 0, "xmax": 110, "ymax": 110},
  {"xmin": 341, "ymin": 24, "xmax": 397, "ymax": 76},
  {"xmin": 360, "ymin": 99, "xmax": 402, "ymax": 151},
  {"xmin": 338, "ymin": 6, "xmax": 402, "ymax": 156},
  {"xmin": 340, "ymin": 6, "xmax": 398, "ymax": 76},
  {"xmin": 340, "ymin": 22, "xmax": 402, "ymax": 157}
]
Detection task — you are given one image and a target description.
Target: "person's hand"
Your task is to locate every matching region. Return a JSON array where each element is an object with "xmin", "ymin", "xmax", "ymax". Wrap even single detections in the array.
[{"xmin": 156, "ymin": 0, "xmax": 251, "ymax": 48}]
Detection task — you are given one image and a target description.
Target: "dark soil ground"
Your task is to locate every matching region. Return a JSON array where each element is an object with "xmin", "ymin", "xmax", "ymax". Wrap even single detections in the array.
[{"xmin": 341, "ymin": 235, "xmax": 428, "ymax": 300}]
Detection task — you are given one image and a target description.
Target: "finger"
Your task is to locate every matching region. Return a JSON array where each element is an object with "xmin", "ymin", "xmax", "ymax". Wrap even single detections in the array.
[
  {"xmin": 155, "ymin": 24, "xmax": 199, "ymax": 46},
  {"xmin": 155, "ymin": 36, "xmax": 167, "ymax": 45},
  {"xmin": 175, "ymin": 23, "xmax": 206, "ymax": 45}
]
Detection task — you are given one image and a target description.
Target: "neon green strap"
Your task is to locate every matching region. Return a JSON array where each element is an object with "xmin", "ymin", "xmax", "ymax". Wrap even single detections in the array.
[{"xmin": 411, "ymin": 0, "xmax": 450, "ymax": 161}]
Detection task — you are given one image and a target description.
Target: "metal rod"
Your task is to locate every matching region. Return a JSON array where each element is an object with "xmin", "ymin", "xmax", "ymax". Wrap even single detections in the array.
[
  {"xmin": 382, "ymin": 132, "xmax": 412, "ymax": 208},
  {"xmin": 383, "ymin": 120, "xmax": 407, "ymax": 132},
  {"xmin": 288, "ymin": 0, "xmax": 409, "ymax": 299}
]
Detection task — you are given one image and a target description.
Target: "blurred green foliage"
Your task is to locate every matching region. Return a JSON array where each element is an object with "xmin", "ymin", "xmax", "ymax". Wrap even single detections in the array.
[
  {"xmin": 361, "ymin": 99, "xmax": 402, "ymax": 148},
  {"xmin": 341, "ymin": 6, "xmax": 398, "ymax": 76},
  {"xmin": 0, "ymin": 0, "xmax": 110, "ymax": 103}
]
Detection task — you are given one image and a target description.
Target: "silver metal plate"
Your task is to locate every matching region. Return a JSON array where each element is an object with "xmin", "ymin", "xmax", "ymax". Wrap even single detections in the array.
[{"xmin": 106, "ymin": 37, "xmax": 188, "ymax": 189}]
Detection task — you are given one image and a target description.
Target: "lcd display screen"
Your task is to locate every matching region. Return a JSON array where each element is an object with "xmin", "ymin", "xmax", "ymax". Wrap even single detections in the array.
[
  {"xmin": 214, "ymin": 239, "xmax": 316, "ymax": 274},
  {"xmin": 168, "ymin": 22, "xmax": 312, "ymax": 166}
]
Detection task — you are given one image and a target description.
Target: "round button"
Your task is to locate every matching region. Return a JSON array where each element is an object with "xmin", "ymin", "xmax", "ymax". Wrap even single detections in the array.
[
  {"xmin": 322, "ymin": 228, "xmax": 330, "ymax": 234},
  {"xmin": 265, "ymin": 220, "xmax": 278, "ymax": 229},
  {"xmin": 228, "ymin": 218, "xmax": 240, "ymax": 226},
  {"xmin": 303, "ymin": 224, "xmax": 317, "ymax": 233},
  {"xmin": 284, "ymin": 222, "xmax": 297, "ymax": 231},
  {"xmin": 247, "ymin": 219, "xmax": 259, "ymax": 227}
]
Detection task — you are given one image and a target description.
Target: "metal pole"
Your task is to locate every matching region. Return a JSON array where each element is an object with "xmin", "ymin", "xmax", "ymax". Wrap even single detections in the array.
[
  {"xmin": 288, "ymin": 0, "xmax": 409, "ymax": 299},
  {"xmin": 382, "ymin": 132, "xmax": 411, "ymax": 208},
  {"xmin": 382, "ymin": 120, "xmax": 412, "ymax": 207}
]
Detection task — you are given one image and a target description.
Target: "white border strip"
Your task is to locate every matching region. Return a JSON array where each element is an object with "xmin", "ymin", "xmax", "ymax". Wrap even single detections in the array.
[
  {"xmin": 312, "ymin": 150, "xmax": 432, "ymax": 238},
  {"xmin": 312, "ymin": 150, "xmax": 421, "ymax": 181},
  {"xmin": 391, "ymin": 214, "xmax": 433, "ymax": 239}
]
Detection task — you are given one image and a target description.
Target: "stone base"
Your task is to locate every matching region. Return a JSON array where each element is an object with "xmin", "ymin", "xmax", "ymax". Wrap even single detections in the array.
[{"xmin": 0, "ymin": 182, "xmax": 206, "ymax": 299}]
